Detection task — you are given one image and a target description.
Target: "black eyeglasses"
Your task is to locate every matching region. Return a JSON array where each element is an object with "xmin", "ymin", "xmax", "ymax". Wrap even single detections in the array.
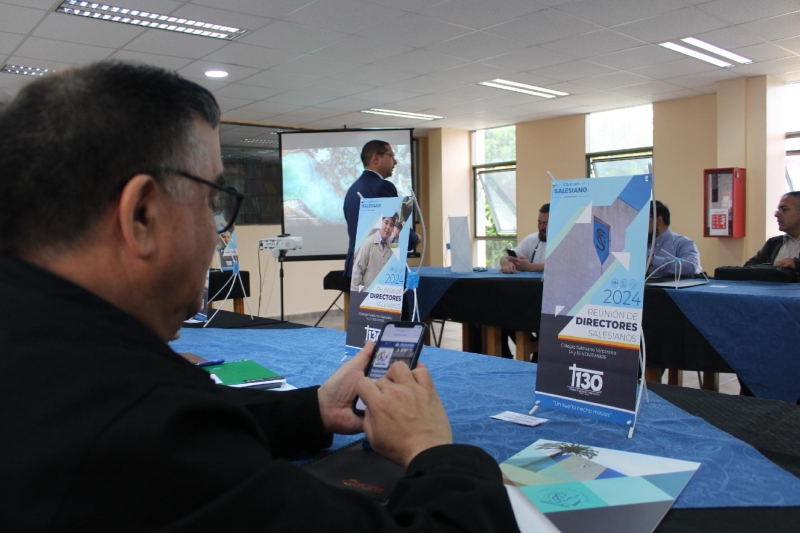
[{"xmin": 157, "ymin": 168, "xmax": 243, "ymax": 234}]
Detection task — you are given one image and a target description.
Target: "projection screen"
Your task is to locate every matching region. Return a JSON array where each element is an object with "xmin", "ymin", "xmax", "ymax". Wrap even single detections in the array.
[{"xmin": 280, "ymin": 129, "xmax": 414, "ymax": 259}]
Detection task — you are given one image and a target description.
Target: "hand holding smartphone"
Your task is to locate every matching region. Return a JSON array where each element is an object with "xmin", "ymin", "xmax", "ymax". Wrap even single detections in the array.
[{"xmin": 353, "ymin": 322, "xmax": 428, "ymax": 415}]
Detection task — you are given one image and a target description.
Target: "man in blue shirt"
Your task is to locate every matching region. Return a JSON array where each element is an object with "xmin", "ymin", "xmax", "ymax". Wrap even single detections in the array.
[
  {"xmin": 343, "ymin": 140, "xmax": 419, "ymax": 278},
  {"xmin": 647, "ymin": 200, "xmax": 702, "ymax": 277}
]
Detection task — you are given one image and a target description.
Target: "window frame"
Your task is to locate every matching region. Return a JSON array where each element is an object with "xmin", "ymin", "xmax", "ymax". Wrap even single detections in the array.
[
  {"xmin": 786, "ymin": 131, "xmax": 800, "ymax": 191},
  {"xmin": 586, "ymin": 147, "xmax": 654, "ymax": 178},
  {"xmin": 473, "ymin": 161, "xmax": 517, "ymax": 268}
]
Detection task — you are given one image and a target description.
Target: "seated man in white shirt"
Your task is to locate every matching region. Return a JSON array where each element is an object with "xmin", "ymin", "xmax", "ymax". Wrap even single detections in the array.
[
  {"xmin": 745, "ymin": 191, "xmax": 800, "ymax": 271},
  {"xmin": 500, "ymin": 203, "xmax": 549, "ymax": 274},
  {"xmin": 499, "ymin": 203, "xmax": 548, "ymax": 359}
]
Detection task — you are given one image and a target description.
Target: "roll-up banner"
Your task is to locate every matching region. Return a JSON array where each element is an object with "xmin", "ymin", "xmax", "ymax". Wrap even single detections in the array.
[
  {"xmin": 535, "ymin": 175, "xmax": 652, "ymax": 425},
  {"xmin": 345, "ymin": 196, "xmax": 413, "ymax": 356}
]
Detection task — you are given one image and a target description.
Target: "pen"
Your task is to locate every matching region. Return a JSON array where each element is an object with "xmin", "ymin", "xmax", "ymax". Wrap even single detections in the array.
[{"xmin": 197, "ymin": 359, "xmax": 225, "ymax": 367}]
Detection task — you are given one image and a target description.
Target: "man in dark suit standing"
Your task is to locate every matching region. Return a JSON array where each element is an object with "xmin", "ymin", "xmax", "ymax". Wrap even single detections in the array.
[{"xmin": 343, "ymin": 140, "xmax": 419, "ymax": 279}]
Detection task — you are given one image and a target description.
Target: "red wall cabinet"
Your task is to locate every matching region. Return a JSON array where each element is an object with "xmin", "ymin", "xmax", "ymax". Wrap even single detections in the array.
[{"xmin": 704, "ymin": 167, "xmax": 745, "ymax": 238}]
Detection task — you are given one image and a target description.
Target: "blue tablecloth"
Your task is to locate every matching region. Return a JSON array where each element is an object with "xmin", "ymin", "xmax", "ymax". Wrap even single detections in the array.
[
  {"xmin": 663, "ymin": 281, "xmax": 800, "ymax": 403},
  {"xmin": 172, "ymin": 327, "xmax": 800, "ymax": 509},
  {"xmin": 413, "ymin": 268, "xmax": 800, "ymax": 403}
]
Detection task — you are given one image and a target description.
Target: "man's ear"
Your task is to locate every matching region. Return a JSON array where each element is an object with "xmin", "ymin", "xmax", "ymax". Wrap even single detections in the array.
[{"xmin": 117, "ymin": 174, "xmax": 161, "ymax": 258}]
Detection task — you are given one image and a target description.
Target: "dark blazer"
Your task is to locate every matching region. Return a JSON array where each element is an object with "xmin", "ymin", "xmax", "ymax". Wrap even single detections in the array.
[
  {"xmin": 343, "ymin": 170, "xmax": 418, "ymax": 277},
  {"xmin": 0, "ymin": 253, "xmax": 517, "ymax": 533},
  {"xmin": 745, "ymin": 235, "xmax": 800, "ymax": 270}
]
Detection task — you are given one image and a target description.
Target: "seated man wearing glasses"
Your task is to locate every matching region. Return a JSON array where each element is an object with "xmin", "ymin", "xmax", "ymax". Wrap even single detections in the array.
[
  {"xmin": 0, "ymin": 63, "xmax": 516, "ymax": 533},
  {"xmin": 745, "ymin": 192, "xmax": 800, "ymax": 271},
  {"xmin": 646, "ymin": 200, "xmax": 702, "ymax": 278}
]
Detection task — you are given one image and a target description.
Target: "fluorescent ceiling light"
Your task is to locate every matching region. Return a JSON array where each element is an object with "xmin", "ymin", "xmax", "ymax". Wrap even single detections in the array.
[
  {"xmin": 478, "ymin": 80, "xmax": 561, "ymax": 99},
  {"xmin": 1, "ymin": 64, "xmax": 53, "ymax": 76},
  {"xmin": 659, "ymin": 42, "xmax": 732, "ymax": 68},
  {"xmin": 205, "ymin": 70, "xmax": 228, "ymax": 78},
  {"xmin": 56, "ymin": 1, "xmax": 247, "ymax": 40},
  {"xmin": 240, "ymin": 138, "xmax": 277, "ymax": 144},
  {"xmin": 361, "ymin": 108, "xmax": 443, "ymax": 121},
  {"xmin": 681, "ymin": 37, "xmax": 752, "ymax": 65},
  {"xmin": 480, "ymin": 78, "xmax": 568, "ymax": 98}
]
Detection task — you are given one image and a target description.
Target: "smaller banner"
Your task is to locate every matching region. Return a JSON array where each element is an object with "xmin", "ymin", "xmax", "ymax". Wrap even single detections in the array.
[
  {"xmin": 535, "ymin": 174, "xmax": 652, "ymax": 426},
  {"xmin": 184, "ymin": 270, "xmax": 209, "ymax": 324},
  {"xmin": 345, "ymin": 196, "xmax": 412, "ymax": 356},
  {"xmin": 218, "ymin": 229, "xmax": 239, "ymax": 271}
]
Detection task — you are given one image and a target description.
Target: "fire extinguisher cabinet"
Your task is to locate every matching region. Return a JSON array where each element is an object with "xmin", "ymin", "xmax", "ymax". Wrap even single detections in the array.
[{"xmin": 703, "ymin": 167, "xmax": 745, "ymax": 238}]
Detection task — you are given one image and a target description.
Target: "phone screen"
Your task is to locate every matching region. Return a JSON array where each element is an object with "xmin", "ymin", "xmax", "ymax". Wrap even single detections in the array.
[
  {"xmin": 354, "ymin": 323, "xmax": 426, "ymax": 413},
  {"xmin": 506, "ymin": 249, "xmax": 517, "ymax": 258}
]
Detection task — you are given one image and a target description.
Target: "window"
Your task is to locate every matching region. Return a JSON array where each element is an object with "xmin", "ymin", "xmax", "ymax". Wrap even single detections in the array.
[
  {"xmin": 219, "ymin": 123, "xmax": 301, "ymax": 225},
  {"xmin": 787, "ymin": 134, "xmax": 800, "ymax": 192},
  {"xmin": 786, "ymin": 83, "xmax": 800, "ymax": 192},
  {"xmin": 586, "ymin": 104, "xmax": 653, "ymax": 153},
  {"xmin": 586, "ymin": 105, "xmax": 653, "ymax": 178},
  {"xmin": 786, "ymin": 83, "xmax": 800, "ymax": 134},
  {"xmin": 472, "ymin": 126, "xmax": 516, "ymax": 268},
  {"xmin": 472, "ymin": 125, "xmax": 516, "ymax": 165}
]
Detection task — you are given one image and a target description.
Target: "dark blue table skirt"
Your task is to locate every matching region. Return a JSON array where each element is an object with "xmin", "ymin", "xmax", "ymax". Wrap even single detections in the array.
[
  {"xmin": 171, "ymin": 327, "xmax": 800, "ymax": 510},
  {"xmin": 664, "ymin": 281, "xmax": 800, "ymax": 403}
]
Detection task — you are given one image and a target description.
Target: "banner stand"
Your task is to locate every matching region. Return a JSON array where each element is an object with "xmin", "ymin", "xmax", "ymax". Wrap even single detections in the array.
[
  {"xmin": 205, "ymin": 260, "xmax": 254, "ymax": 327},
  {"xmin": 532, "ymin": 173, "xmax": 652, "ymax": 438},
  {"xmin": 345, "ymin": 196, "xmax": 415, "ymax": 356}
]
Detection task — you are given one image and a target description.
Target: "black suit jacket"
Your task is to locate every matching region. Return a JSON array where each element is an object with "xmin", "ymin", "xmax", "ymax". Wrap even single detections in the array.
[
  {"xmin": 343, "ymin": 170, "xmax": 419, "ymax": 277},
  {"xmin": 0, "ymin": 253, "xmax": 517, "ymax": 533}
]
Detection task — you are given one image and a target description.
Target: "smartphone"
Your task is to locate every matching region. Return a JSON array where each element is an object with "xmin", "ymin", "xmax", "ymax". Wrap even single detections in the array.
[
  {"xmin": 353, "ymin": 321, "xmax": 428, "ymax": 416},
  {"xmin": 506, "ymin": 249, "xmax": 517, "ymax": 258}
]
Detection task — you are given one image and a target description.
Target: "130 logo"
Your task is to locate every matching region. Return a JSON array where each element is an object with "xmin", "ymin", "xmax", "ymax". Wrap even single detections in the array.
[{"xmin": 569, "ymin": 364, "xmax": 604, "ymax": 392}]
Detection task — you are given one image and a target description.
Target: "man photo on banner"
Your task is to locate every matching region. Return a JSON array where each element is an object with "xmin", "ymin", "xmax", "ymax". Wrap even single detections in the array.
[
  {"xmin": 351, "ymin": 214, "xmax": 396, "ymax": 291},
  {"xmin": 343, "ymin": 140, "xmax": 419, "ymax": 283},
  {"xmin": 217, "ymin": 225, "xmax": 238, "ymax": 270}
]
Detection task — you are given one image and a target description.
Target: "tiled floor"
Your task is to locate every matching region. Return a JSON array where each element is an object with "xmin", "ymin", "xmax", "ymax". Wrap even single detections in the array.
[{"xmin": 295, "ymin": 311, "xmax": 742, "ymax": 396}]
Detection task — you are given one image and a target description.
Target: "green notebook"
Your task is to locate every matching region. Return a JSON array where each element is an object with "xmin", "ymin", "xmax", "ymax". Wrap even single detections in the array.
[{"xmin": 201, "ymin": 360, "xmax": 285, "ymax": 389}]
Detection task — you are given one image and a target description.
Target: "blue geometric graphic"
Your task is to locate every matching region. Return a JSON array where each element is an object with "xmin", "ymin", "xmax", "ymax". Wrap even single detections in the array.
[{"xmin": 593, "ymin": 216, "xmax": 610, "ymax": 264}]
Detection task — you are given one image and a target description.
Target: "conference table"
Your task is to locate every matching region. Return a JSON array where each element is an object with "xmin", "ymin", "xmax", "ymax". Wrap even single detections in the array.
[
  {"xmin": 174, "ymin": 314, "xmax": 800, "ymax": 533},
  {"xmin": 408, "ymin": 267, "xmax": 800, "ymax": 404}
]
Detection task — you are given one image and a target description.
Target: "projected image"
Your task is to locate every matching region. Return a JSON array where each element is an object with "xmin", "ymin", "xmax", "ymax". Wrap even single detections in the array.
[
  {"xmin": 281, "ymin": 129, "xmax": 413, "ymax": 258},
  {"xmin": 282, "ymin": 145, "xmax": 412, "ymax": 226}
]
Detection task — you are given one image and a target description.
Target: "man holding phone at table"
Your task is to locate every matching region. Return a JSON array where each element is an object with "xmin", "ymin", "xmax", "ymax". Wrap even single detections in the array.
[
  {"xmin": 0, "ymin": 62, "xmax": 517, "ymax": 532},
  {"xmin": 501, "ymin": 203, "xmax": 549, "ymax": 274},
  {"xmin": 745, "ymin": 191, "xmax": 800, "ymax": 271}
]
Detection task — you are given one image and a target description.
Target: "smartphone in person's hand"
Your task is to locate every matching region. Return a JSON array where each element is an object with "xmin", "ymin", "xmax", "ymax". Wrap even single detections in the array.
[
  {"xmin": 353, "ymin": 322, "xmax": 428, "ymax": 415},
  {"xmin": 506, "ymin": 249, "xmax": 517, "ymax": 258}
]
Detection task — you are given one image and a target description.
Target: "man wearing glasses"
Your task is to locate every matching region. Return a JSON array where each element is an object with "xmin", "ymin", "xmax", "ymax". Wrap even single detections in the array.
[
  {"xmin": 745, "ymin": 191, "xmax": 800, "ymax": 270},
  {"xmin": 343, "ymin": 140, "xmax": 419, "ymax": 281},
  {"xmin": 0, "ymin": 63, "xmax": 515, "ymax": 532}
]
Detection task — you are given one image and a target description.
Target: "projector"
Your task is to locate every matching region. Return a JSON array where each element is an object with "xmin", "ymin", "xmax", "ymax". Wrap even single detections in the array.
[{"xmin": 259, "ymin": 236, "xmax": 303, "ymax": 257}]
